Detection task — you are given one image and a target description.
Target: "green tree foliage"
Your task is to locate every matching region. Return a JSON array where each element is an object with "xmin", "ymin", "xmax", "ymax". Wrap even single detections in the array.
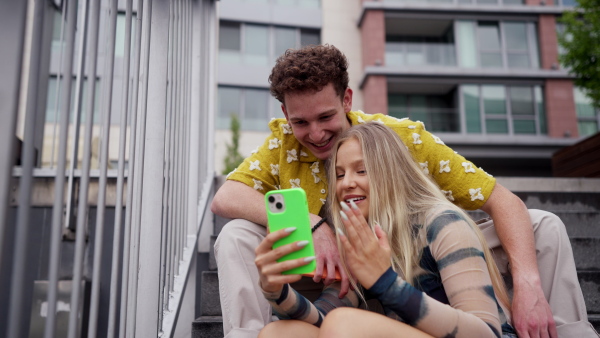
[
  {"xmin": 222, "ymin": 114, "xmax": 245, "ymax": 175},
  {"xmin": 558, "ymin": 0, "xmax": 600, "ymax": 108}
]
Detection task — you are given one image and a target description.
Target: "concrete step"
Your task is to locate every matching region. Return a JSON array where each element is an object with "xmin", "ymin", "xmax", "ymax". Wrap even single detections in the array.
[
  {"xmin": 200, "ymin": 271, "xmax": 221, "ymax": 317},
  {"xmin": 589, "ymin": 314, "xmax": 600, "ymax": 333},
  {"xmin": 514, "ymin": 192, "xmax": 600, "ymax": 212},
  {"xmin": 192, "ymin": 316, "xmax": 224, "ymax": 338},
  {"xmin": 467, "ymin": 211, "xmax": 600, "ymax": 238},
  {"xmin": 579, "ymin": 271, "xmax": 600, "ymax": 314},
  {"xmin": 572, "ymin": 237, "xmax": 600, "ymax": 271}
]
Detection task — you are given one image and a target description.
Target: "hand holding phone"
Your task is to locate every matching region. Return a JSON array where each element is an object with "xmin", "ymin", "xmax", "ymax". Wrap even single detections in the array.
[{"xmin": 265, "ymin": 188, "xmax": 316, "ymax": 275}]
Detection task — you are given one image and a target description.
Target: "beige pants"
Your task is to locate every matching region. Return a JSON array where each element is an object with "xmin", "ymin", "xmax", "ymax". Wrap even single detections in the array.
[{"xmin": 214, "ymin": 209, "xmax": 598, "ymax": 338}]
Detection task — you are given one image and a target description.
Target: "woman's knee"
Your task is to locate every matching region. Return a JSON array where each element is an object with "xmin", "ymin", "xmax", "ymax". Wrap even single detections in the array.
[{"xmin": 319, "ymin": 308, "xmax": 363, "ymax": 336}]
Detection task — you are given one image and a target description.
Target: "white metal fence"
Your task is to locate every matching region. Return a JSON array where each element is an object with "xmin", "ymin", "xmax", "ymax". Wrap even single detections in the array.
[{"xmin": 0, "ymin": 0, "xmax": 217, "ymax": 337}]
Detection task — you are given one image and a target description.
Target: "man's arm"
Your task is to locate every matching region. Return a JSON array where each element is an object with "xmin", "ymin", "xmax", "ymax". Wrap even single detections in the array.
[
  {"xmin": 211, "ymin": 180, "xmax": 351, "ymax": 296},
  {"xmin": 480, "ymin": 183, "xmax": 557, "ymax": 338},
  {"xmin": 211, "ymin": 180, "xmax": 269, "ymax": 225}
]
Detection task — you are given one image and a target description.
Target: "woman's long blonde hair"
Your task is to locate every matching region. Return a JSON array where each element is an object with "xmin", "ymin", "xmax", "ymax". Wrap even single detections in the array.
[{"xmin": 327, "ymin": 122, "xmax": 510, "ymax": 310}]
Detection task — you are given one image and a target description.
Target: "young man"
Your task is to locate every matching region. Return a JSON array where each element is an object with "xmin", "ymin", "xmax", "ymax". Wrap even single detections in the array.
[{"xmin": 211, "ymin": 45, "xmax": 597, "ymax": 338}]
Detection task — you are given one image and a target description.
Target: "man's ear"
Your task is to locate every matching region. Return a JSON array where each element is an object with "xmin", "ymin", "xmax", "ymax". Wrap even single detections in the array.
[
  {"xmin": 281, "ymin": 103, "xmax": 290, "ymax": 122},
  {"xmin": 343, "ymin": 88, "xmax": 353, "ymax": 113}
]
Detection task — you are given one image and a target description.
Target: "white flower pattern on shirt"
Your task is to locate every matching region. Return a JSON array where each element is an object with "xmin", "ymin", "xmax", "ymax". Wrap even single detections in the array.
[
  {"xmin": 249, "ymin": 160, "xmax": 261, "ymax": 171},
  {"xmin": 269, "ymin": 138, "xmax": 281, "ymax": 150},
  {"xmin": 408, "ymin": 125, "xmax": 416, "ymax": 129},
  {"xmin": 432, "ymin": 135, "xmax": 445, "ymax": 145},
  {"xmin": 282, "ymin": 124, "xmax": 293, "ymax": 135},
  {"xmin": 439, "ymin": 160, "xmax": 451, "ymax": 173},
  {"xmin": 412, "ymin": 133, "xmax": 423, "ymax": 144},
  {"xmin": 420, "ymin": 162, "xmax": 429, "ymax": 175},
  {"xmin": 357, "ymin": 116, "xmax": 365, "ymax": 124},
  {"xmin": 441, "ymin": 190, "xmax": 455, "ymax": 202},
  {"xmin": 462, "ymin": 162, "xmax": 476, "ymax": 173},
  {"xmin": 301, "ymin": 151, "xmax": 308, "ymax": 157},
  {"xmin": 253, "ymin": 179, "xmax": 264, "ymax": 191},
  {"xmin": 270, "ymin": 164, "xmax": 280, "ymax": 176},
  {"xmin": 312, "ymin": 172, "xmax": 320, "ymax": 184},
  {"xmin": 469, "ymin": 188, "xmax": 484, "ymax": 201},
  {"xmin": 290, "ymin": 178, "xmax": 300, "ymax": 188},
  {"xmin": 320, "ymin": 198, "xmax": 326, "ymax": 205},
  {"xmin": 287, "ymin": 149, "xmax": 298, "ymax": 163}
]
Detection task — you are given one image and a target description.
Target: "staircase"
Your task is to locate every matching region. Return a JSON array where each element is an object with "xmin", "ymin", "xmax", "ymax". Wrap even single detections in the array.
[{"xmin": 192, "ymin": 177, "xmax": 600, "ymax": 337}]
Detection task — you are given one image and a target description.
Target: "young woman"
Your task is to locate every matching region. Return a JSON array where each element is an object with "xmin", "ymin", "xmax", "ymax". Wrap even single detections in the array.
[{"xmin": 255, "ymin": 123, "xmax": 516, "ymax": 338}]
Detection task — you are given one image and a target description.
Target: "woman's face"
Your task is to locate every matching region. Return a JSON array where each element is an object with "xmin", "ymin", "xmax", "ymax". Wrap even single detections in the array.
[{"xmin": 335, "ymin": 138, "xmax": 370, "ymax": 220}]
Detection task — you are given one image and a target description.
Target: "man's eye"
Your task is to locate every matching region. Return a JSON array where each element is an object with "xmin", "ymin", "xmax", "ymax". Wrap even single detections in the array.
[
  {"xmin": 321, "ymin": 115, "xmax": 333, "ymax": 120},
  {"xmin": 293, "ymin": 121, "xmax": 306, "ymax": 126}
]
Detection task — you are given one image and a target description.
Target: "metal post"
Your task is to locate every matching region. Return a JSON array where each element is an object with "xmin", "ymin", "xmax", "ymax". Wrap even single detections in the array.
[
  {"xmin": 134, "ymin": 0, "xmax": 170, "ymax": 335},
  {"xmin": 126, "ymin": 0, "xmax": 153, "ymax": 335},
  {"xmin": 107, "ymin": 0, "xmax": 133, "ymax": 335},
  {"xmin": 84, "ymin": 0, "xmax": 118, "ymax": 335},
  {"xmin": 118, "ymin": 1, "xmax": 145, "ymax": 336},
  {"xmin": 45, "ymin": 0, "xmax": 79, "ymax": 335}
]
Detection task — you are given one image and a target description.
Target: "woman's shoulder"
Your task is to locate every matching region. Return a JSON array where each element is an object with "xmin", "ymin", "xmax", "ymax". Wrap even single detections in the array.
[{"xmin": 423, "ymin": 207, "xmax": 472, "ymax": 244}]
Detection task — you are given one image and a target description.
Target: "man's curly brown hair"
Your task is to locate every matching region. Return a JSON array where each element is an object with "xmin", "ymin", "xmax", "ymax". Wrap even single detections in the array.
[{"xmin": 269, "ymin": 44, "xmax": 349, "ymax": 105}]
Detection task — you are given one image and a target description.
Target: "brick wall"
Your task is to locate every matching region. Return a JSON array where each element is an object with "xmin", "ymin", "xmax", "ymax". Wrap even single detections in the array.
[
  {"xmin": 360, "ymin": 9, "xmax": 385, "ymax": 68},
  {"xmin": 545, "ymin": 79, "xmax": 578, "ymax": 138},
  {"xmin": 538, "ymin": 14, "xmax": 560, "ymax": 69},
  {"xmin": 362, "ymin": 75, "xmax": 388, "ymax": 115}
]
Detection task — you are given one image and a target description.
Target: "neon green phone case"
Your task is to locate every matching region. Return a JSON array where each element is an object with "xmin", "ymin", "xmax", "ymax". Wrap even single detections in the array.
[{"xmin": 265, "ymin": 188, "xmax": 316, "ymax": 275}]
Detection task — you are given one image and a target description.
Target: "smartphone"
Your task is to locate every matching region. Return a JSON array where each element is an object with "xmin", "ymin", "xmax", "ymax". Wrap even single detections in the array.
[{"xmin": 265, "ymin": 188, "xmax": 316, "ymax": 275}]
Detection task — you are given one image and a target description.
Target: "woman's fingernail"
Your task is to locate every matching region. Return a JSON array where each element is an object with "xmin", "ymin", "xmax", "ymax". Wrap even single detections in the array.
[
  {"xmin": 340, "ymin": 201, "xmax": 350, "ymax": 211},
  {"xmin": 297, "ymin": 240, "xmax": 309, "ymax": 247},
  {"xmin": 349, "ymin": 200, "xmax": 359, "ymax": 210},
  {"xmin": 336, "ymin": 227, "xmax": 345, "ymax": 237},
  {"xmin": 284, "ymin": 227, "xmax": 297, "ymax": 233},
  {"xmin": 339, "ymin": 210, "xmax": 348, "ymax": 220},
  {"xmin": 304, "ymin": 256, "xmax": 316, "ymax": 262}
]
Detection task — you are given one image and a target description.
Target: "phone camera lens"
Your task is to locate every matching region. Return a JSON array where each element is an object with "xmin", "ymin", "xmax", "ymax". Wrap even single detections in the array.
[
  {"xmin": 276, "ymin": 202, "xmax": 282, "ymax": 209},
  {"xmin": 268, "ymin": 196, "xmax": 275, "ymax": 203}
]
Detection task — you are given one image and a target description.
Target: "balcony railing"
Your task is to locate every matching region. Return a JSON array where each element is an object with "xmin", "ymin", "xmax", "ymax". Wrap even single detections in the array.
[{"xmin": 386, "ymin": 42, "xmax": 457, "ymax": 67}]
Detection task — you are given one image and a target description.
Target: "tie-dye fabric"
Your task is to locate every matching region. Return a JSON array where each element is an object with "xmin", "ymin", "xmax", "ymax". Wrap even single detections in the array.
[{"xmin": 261, "ymin": 209, "xmax": 515, "ymax": 337}]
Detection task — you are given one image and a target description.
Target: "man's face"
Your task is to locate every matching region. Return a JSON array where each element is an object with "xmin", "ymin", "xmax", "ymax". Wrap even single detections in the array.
[{"xmin": 281, "ymin": 83, "xmax": 353, "ymax": 160}]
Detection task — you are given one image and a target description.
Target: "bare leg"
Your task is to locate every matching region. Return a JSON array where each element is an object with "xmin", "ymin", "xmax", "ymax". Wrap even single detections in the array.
[
  {"xmin": 319, "ymin": 308, "xmax": 434, "ymax": 338},
  {"xmin": 258, "ymin": 320, "xmax": 319, "ymax": 338}
]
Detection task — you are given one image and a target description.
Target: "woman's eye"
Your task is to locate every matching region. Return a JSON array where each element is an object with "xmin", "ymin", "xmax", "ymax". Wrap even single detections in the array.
[{"xmin": 336, "ymin": 173, "xmax": 344, "ymax": 179}]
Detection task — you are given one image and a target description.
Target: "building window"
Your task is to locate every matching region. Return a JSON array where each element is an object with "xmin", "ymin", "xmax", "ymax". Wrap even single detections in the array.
[
  {"xmin": 386, "ymin": 19, "xmax": 456, "ymax": 67},
  {"xmin": 556, "ymin": 0, "xmax": 577, "ymax": 6},
  {"xmin": 461, "ymin": 84, "xmax": 546, "ymax": 135},
  {"xmin": 115, "ymin": 12, "xmax": 137, "ymax": 58},
  {"xmin": 458, "ymin": 20, "xmax": 539, "ymax": 69},
  {"xmin": 219, "ymin": 21, "xmax": 320, "ymax": 66},
  {"xmin": 574, "ymin": 87, "xmax": 600, "ymax": 137},
  {"xmin": 217, "ymin": 86, "xmax": 284, "ymax": 132},
  {"xmin": 388, "ymin": 91, "xmax": 459, "ymax": 132},
  {"xmin": 45, "ymin": 77, "xmax": 101, "ymax": 124}
]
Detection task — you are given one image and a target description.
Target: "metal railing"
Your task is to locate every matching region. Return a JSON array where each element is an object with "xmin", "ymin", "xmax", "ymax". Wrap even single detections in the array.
[{"xmin": 0, "ymin": 0, "xmax": 217, "ymax": 337}]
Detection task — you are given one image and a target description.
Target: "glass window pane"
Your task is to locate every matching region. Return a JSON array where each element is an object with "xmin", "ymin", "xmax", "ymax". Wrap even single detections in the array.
[
  {"xmin": 578, "ymin": 121, "xmax": 598, "ymax": 137},
  {"xmin": 530, "ymin": 23, "xmax": 540, "ymax": 68},
  {"xmin": 504, "ymin": 22, "xmax": 528, "ymax": 51},
  {"xmin": 481, "ymin": 52, "xmax": 503, "ymax": 68},
  {"xmin": 574, "ymin": 87, "xmax": 596, "ymax": 118},
  {"xmin": 299, "ymin": 0, "xmax": 320, "ymax": 8},
  {"xmin": 561, "ymin": 0, "xmax": 577, "ymax": 6},
  {"xmin": 514, "ymin": 119, "xmax": 536, "ymax": 134},
  {"xmin": 300, "ymin": 29, "xmax": 320, "ymax": 47},
  {"xmin": 244, "ymin": 89, "xmax": 269, "ymax": 131},
  {"xmin": 386, "ymin": 42, "xmax": 405, "ymax": 66},
  {"xmin": 483, "ymin": 85, "xmax": 506, "ymax": 115},
  {"xmin": 218, "ymin": 87, "xmax": 241, "ymax": 130},
  {"xmin": 275, "ymin": 0, "xmax": 295, "ymax": 5},
  {"xmin": 220, "ymin": 22, "xmax": 241, "ymax": 51},
  {"xmin": 457, "ymin": 21, "xmax": 477, "ymax": 68},
  {"xmin": 503, "ymin": 0, "xmax": 524, "ymax": 4},
  {"xmin": 478, "ymin": 22, "xmax": 501, "ymax": 50},
  {"xmin": 486, "ymin": 119, "xmax": 508, "ymax": 133},
  {"xmin": 271, "ymin": 98, "xmax": 285, "ymax": 119},
  {"xmin": 274, "ymin": 27, "xmax": 297, "ymax": 58},
  {"xmin": 509, "ymin": 86, "xmax": 534, "ymax": 115},
  {"xmin": 115, "ymin": 13, "xmax": 126, "ymax": 57},
  {"xmin": 507, "ymin": 53, "xmax": 530, "ymax": 68},
  {"xmin": 463, "ymin": 85, "xmax": 481, "ymax": 133},
  {"xmin": 535, "ymin": 86, "xmax": 547, "ymax": 134},
  {"xmin": 245, "ymin": 24, "xmax": 269, "ymax": 65},
  {"xmin": 388, "ymin": 94, "xmax": 408, "ymax": 119},
  {"xmin": 477, "ymin": 0, "xmax": 498, "ymax": 4}
]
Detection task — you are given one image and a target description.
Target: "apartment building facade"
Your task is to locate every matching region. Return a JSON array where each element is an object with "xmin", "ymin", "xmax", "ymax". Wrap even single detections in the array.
[{"xmin": 216, "ymin": 0, "xmax": 599, "ymax": 176}]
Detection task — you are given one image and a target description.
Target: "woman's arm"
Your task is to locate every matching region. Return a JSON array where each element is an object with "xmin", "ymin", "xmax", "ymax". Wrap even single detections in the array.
[
  {"xmin": 262, "ymin": 282, "xmax": 358, "ymax": 327},
  {"xmin": 368, "ymin": 210, "xmax": 504, "ymax": 337},
  {"xmin": 338, "ymin": 203, "xmax": 503, "ymax": 337}
]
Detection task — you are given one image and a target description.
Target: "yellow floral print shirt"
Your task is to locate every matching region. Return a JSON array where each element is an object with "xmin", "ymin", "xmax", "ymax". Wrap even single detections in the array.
[{"xmin": 226, "ymin": 111, "xmax": 496, "ymax": 215}]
